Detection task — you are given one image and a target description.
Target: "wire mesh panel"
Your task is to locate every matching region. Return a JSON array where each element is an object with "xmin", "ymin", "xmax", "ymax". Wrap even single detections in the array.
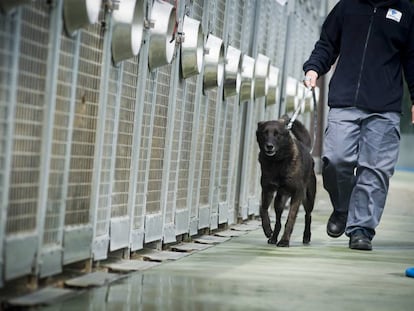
[
  {"xmin": 198, "ymin": 0, "xmax": 227, "ymax": 214},
  {"xmin": 0, "ymin": 12, "xmax": 17, "ymax": 224},
  {"xmin": 147, "ymin": 65, "xmax": 171, "ymax": 215},
  {"xmin": 209, "ymin": 0, "xmax": 226, "ymax": 38},
  {"xmin": 240, "ymin": 0, "xmax": 256, "ymax": 54},
  {"xmin": 165, "ymin": 81, "xmax": 183, "ymax": 223},
  {"xmin": 248, "ymin": 101, "xmax": 262, "ymax": 200},
  {"xmin": 285, "ymin": 10, "xmax": 305, "ymax": 81},
  {"xmin": 219, "ymin": 99, "xmax": 235, "ymax": 203},
  {"xmin": 273, "ymin": 3, "xmax": 288, "ymax": 69},
  {"xmin": 291, "ymin": 12, "xmax": 303, "ymax": 79},
  {"xmin": 0, "ymin": 9, "xmax": 20, "ymax": 286},
  {"xmin": 6, "ymin": 5, "xmax": 50, "ymax": 235},
  {"xmin": 227, "ymin": 0, "xmax": 244, "ymax": 49},
  {"xmin": 250, "ymin": 1, "xmax": 275, "ymax": 205},
  {"xmin": 190, "ymin": 93, "xmax": 207, "ymax": 215},
  {"xmin": 224, "ymin": 0, "xmax": 244, "ymax": 221},
  {"xmin": 134, "ymin": 73, "xmax": 157, "ymax": 232},
  {"xmin": 182, "ymin": 0, "xmax": 205, "ymax": 232},
  {"xmin": 189, "ymin": 84, "xmax": 205, "ymax": 230},
  {"xmin": 104, "ymin": 67, "xmax": 122, "ymax": 219},
  {"xmin": 256, "ymin": 1, "xmax": 271, "ymax": 57},
  {"xmin": 176, "ymin": 79, "xmax": 196, "ymax": 212},
  {"xmin": 43, "ymin": 17, "xmax": 77, "ymax": 248},
  {"xmin": 191, "ymin": 0, "xmax": 204, "ymax": 20},
  {"xmin": 228, "ymin": 98, "xmax": 242, "ymax": 222},
  {"xmin": 214, "ymin": 101, "xmax": 226, "ymax": 197},
  {"xmin": 112, "ymin": 58, "xmax": 139, "ymax": 220},
  {"xmin": 65, "ymin": 24, "xmax": 102, "ymax": 227},
  {"xmin": 199, "ymin": 93, "xmax": 216, "ymax": 208}
]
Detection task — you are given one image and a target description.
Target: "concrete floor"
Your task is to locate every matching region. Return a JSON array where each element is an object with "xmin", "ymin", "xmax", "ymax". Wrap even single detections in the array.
[{"xmin": 37, "ymin": 171, "xmax": 414, "ymax": 310}]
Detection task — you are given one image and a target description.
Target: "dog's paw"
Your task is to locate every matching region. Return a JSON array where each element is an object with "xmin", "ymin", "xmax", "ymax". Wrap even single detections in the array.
[
  {"xmin": 267, "ymin": 237, "xmax": 277, "ymax": 245},
  {"xmin": 276, "ymin": 240, "xmax": 290, "ymax": 247},
  {"xmin": 302, "ymin": 238, "xmax": 311, "ymax": 245},
  {"xmin": 303, "ymin": 233, "xmax": 311, "ymax": 245},
  {"xmin": 264, "ymin": 229, "xmax": 273, "ymax": 238}
]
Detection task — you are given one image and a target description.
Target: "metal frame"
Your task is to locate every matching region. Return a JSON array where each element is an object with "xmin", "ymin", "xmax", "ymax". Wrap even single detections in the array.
[
  {"xmin": 0, "ymin": 9, "xmax": 21, "ymax": 284},
  {"xmin": 126, "ymin": 2, "xmax": 152, "ymax": 252},
  {"xmin": 36, "ymin": 0, "xmax": 64, "ymax": 278}
]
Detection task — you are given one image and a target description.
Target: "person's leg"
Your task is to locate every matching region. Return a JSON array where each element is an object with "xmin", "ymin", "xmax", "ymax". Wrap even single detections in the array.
[
  {"xmin": 346, "ymin": 111, "xmax": 401, "ymax": 245},
  {"xmin": 322, "ymin": 108, "xmax": 360, "ymax": 237}
]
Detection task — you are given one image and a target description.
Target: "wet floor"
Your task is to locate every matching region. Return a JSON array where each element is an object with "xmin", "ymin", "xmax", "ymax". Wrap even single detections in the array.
[{"xmin": 34, "ymin": 171, "xmax": 414, "ymax": 310}]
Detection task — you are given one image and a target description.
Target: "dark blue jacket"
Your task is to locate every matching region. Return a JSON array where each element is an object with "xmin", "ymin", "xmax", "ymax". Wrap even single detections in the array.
[{"xmin": 303, "ymin": 0, "xmax": 414, "ymax": 113}]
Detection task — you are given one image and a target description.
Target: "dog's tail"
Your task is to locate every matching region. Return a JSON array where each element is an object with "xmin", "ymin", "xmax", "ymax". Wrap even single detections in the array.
[{"xmin": 281, "ymin": 115, "xmax": 312, "ymax": 150}]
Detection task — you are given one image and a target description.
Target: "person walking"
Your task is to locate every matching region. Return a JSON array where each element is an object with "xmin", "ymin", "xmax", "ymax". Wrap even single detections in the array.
[{"xmin": 303, "ymin": 0, "xmax": 414, "ymax": 250}]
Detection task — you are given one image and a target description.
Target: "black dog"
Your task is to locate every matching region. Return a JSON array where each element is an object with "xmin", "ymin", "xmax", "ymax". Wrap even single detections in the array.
[{"xmin": 256, "ymin": 116, "xmax": 316, "ymax": 247}]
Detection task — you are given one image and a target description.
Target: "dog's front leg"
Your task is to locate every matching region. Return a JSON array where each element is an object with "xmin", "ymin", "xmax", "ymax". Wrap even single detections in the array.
[
  {"xmin": 303, "ymin": 175, "xmax": 316, "ymax": 244},
  {"xmin": 268, "ymin": 193, "xmax": 288, "ymax": 244},
  {"xmin": 277, "ymin": 194, "xmax": 301, "ymax": 247},
  {"xmin": 260, "ymin": 190, "xmax": 274, "ymax": 238}
]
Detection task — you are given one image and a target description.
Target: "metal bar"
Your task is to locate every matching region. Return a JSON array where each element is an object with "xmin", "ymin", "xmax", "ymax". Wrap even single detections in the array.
[
  {"xmin": 59, "ymin": 32, "xmax": 81, "ymax": 251},
  {"xmin": 35, "ymin": 0, "xmax": 63, "ymax": 276},
  {"xmin": 227, "ymin": 97, "xmax": 241, "ymax": 224},
  {"xmin": 186, "ymin": 76, "xmax": 204, "ymax": 234},
  {"xmin": 89, "ymin": 10, "xmax": 113, "ymax": 252},
  {"xmin": 195, "ymin": 94, "xmax": 210, "ymax": 227},
  {"xmin": 208, "ymin": 90, "xmax": 223, "ymax": 229},
  {"xmin": 0, "ymin": 9, "xmax": 21, "ymax": 287},
  {"xmin": 215, "ymin": 0, "xmax": 232, "ymax": 224},
  {"xmin": 107, "ymin": 62, "xmax": 124, "ymax": 251},
  {"xmin": 237, "ymin": 0, "xmax": 260, "ymax": 220},
  {"xmin": 186, "ymin": 0, "xmax": 209, "ymax": 234},
  {"xmin": 142, "ymin": 70, "xmax": 159, "ymax": 242},
  {"xmin": 170, "ymin": 0, "xmax": 190, "ymax": 236},
  {"xmin": 126, "ymin": 20, "xmax": 151, "ymax": 253},
  {"xmin": 160, "ymin": 61, "xmax": 179, "ymax": 243},
  {"xmin": 279, "ymin": 5, "xmax": 295, "ymax": 116}
]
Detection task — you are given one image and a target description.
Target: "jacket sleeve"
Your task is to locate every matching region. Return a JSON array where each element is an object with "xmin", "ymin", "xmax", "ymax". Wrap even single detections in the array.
[
  {"xmin": 402, "ymin": 11, "xmax": 414, "ymax": 105},
  {"xmin": 303, "ymin": 1, "xmax": 343, "ymax": 77}
]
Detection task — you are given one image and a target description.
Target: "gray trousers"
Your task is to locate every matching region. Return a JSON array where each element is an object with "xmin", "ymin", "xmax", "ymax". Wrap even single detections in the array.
[{"xmin": 322, "ymin": 107, "xmax": 401, "ymax": 239}]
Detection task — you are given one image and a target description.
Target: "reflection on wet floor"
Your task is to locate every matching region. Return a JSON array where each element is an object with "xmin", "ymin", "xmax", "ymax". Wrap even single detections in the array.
[{"xmin": 42, "ymin": 272, "xmax": 262, "ymax": 311}]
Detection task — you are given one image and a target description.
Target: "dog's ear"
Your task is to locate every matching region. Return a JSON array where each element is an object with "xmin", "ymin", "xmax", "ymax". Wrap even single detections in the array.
[
  {"xmin": 280, "ymin": 114, "xmax": 291, "ymax": 125},
  {"xmin": 256, "ymin": 122, "xmax": 265, "ymax": 142}
]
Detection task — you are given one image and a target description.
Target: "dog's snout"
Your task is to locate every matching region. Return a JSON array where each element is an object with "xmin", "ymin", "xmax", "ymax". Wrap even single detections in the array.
[{"xmin": 265, "ymin": 143, "xmax": 275, "ymax": 151}]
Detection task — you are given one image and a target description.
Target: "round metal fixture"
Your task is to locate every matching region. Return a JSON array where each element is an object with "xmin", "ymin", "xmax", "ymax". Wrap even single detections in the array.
[
  {"xmin": 239, "ymin": 54, "xmax": 255, "ymax": 102},
  {"xmin": 265, "ymin": 66, "xmax": 280, "ymax": 106},
  {"xmin": 253, "ymin": 53, "xmax": 270, "ymax": 99},
  {"xmin": 223, "ymin": 46, "xmax": 242, "ymax": 99},
  {"xmin": 148, "ymin": 0, "xmax": 176, "ymax": 71},
  {"xmin": 63, "ymin": 0, "xmax": 102, "ymax": 37},
  {"xmin": 180, "ymin": 16, "xmax": 204, "ymax": 79},
  {"xmin": 203, "ymin": 34, "xmax": 224, "ymax": 92},
  {"xmin": 111, "ymin": 0, "xmax": 145, "ymax": 64}
]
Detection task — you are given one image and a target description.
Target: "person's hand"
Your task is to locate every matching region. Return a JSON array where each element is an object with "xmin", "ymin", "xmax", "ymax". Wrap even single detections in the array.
[
  {"xmin": 412, "ymin": 105, "xmax": 414, "ymax": 124},
  {"xmin": 303, "ymin": 70, "xmax": 318, "ymax": 89}
]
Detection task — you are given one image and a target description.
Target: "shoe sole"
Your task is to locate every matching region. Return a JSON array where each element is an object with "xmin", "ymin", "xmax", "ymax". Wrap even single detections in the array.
[
  {"xmin": 327, "ymin": 228, "xmax": 345, "ymax": 238},
  {"xmin": 349, "ymin": 242, "xmax": 372, "ymax": 251}
]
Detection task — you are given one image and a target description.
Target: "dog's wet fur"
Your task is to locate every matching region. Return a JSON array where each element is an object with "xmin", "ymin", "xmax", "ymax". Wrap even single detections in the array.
[{"xmin": 256, "ymin": 116, "xmax": 316, "ymax": 247}]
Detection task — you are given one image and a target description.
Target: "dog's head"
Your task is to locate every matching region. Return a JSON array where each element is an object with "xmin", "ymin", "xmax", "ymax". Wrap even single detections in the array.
[{"xmin": 256, "ymin": 119, "xmax": 291, "ymax": 158}]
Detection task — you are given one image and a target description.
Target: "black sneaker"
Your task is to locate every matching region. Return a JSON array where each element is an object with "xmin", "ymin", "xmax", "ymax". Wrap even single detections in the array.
[
  {"xmin": 349, "ymin": 229, "xmax": 372, "ymax": 251},
  {"xmin": 327, "ymin": 211, "xmax": 347, "ymax": 238}
]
